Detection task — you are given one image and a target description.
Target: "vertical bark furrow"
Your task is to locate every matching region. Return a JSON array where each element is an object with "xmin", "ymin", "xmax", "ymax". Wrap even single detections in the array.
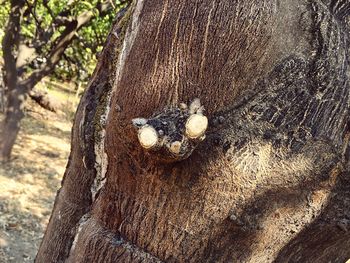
[{"xmin": 111, "ymin": 0, "xmax": 279, "ymax": 117}]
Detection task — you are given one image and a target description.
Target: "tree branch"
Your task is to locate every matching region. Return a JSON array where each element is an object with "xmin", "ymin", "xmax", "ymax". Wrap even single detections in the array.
[
  {"xmin": 19, "ymin": 0, "xmax": 113, "ymax": 91},
  {"xmin": 23, "ymin": 0, "xmax": 41, "ymax": 29},
  {"xmin": 42, "ymin": 0, "xmax": 54, "ymax": 19}
]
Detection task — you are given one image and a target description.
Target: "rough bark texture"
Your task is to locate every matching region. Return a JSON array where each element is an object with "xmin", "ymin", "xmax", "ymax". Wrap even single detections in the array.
[{"xmin": 37, "ymin": 0, "xmax": 350, "ymax": 262}]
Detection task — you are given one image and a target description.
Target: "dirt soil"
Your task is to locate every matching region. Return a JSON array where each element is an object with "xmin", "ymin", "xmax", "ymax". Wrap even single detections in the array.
[{"xmin": 0, "ymin": 92, "xmax": 76, "ymax": 262}]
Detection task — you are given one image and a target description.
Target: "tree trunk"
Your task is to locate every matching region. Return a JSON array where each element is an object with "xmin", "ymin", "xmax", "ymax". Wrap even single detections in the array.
[
  {"xmin": 0, "ymin": 67, "xmax": 5, "ymax": 113},
  {"xmin": 36, "ymin": 1, "xmax": 350, "ymax": 262},
  {"xmin": 0, "ymin": 85, "xmax": 26, "ymax": 160},
  {"xmin": 0, "ymin": 0, "xmax": 25, "ymax": 161}
]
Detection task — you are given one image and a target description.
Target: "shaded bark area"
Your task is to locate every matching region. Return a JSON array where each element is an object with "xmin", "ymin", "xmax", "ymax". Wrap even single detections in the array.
[{"xmin": 38, "ymin": 0, "xmax": 350, "ymax": 262}]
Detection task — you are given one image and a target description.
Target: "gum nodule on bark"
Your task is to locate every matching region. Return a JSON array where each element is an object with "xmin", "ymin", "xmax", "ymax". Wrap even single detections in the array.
[
  {"xmin": 138, "ymin": 125, "xmax": 158, "ymax": 149},
  {"xmin": 133, "ymin": 99, "xmax": 209, "ymax": 161},
  {"xmin": 185, "ymin": 114, "xmax": 208, "ymax": 139}
]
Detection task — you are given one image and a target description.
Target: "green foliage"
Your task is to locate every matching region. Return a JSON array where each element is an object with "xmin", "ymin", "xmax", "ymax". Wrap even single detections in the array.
[{"xmin": 0, "ymin": 0, "xmax": 127, "ymax": 85}]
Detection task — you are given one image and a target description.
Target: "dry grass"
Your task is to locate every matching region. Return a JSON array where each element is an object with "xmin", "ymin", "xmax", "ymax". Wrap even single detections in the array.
[{"xmin": 0, "ymin": 86, "xmax": 78, "ymax": 262}]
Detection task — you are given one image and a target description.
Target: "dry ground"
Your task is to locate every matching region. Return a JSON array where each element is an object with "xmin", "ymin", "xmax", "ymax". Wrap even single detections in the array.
[{"xmin": 0, "ymin": 84, "xmax": 78, "ymax": 262}]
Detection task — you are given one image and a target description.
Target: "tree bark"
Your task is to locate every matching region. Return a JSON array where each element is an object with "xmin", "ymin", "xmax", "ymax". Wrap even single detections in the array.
[{"xmin": 37, "ymin": 0, "xmax": 350, "ymax": 262}]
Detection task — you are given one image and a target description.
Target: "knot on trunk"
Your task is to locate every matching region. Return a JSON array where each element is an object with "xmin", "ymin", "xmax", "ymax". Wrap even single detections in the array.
[{"xmin": 132, "ymin": 98, "xmax": 208, "ymax": 162}]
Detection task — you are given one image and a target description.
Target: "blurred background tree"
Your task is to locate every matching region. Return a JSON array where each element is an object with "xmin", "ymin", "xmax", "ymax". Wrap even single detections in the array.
[{"xmin": 0, "ymin": 0, "xmax": 128, "ymax": 161}]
